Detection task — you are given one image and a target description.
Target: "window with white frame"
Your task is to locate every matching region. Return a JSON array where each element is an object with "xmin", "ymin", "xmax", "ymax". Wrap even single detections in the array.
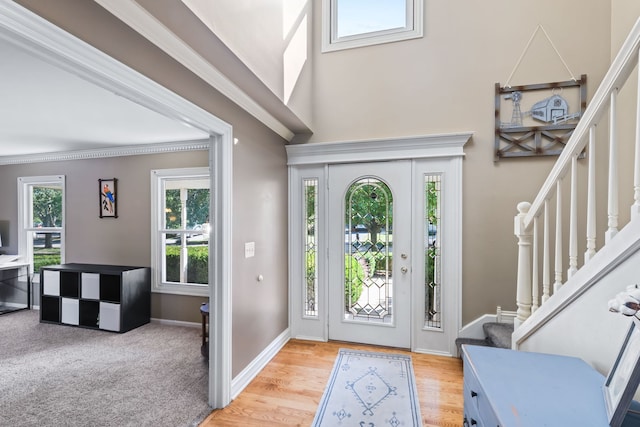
[
  {"xmin": 151, "ymin": 168, "xmax": 210, "ymax": 296},
  {"xmin": 18, "ymin": 176, "xmax": 65, "ymax": 276},
  {"xmin": 322, "ymin": 0, "xmax": 423, "ymax": 52}
]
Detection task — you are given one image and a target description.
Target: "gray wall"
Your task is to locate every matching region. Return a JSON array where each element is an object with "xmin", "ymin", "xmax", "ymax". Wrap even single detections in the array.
[
  {"xmin": 0, "ymin": 151, "xmax": 209, "ymax": 320},
  {"xmin": 11, "ymin": 0, "xmax": 290, "ymax": 377}
]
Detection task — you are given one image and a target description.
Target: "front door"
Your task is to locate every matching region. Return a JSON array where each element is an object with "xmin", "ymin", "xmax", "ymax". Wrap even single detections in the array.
[{"xmin": 328, "ymin": 161, "xmax": 411, "ymax": 348}]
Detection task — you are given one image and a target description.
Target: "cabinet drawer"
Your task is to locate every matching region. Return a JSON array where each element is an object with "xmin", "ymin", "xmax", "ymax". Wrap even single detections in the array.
[
  {"xmin": 99, "ymin": 302, "xmax": 120, "ymax": 332},
  {"xmin": 81, "ymin": 273, "xmax": 100, "ymax": 299},
  {"xmin": 61, "ymin": 298, "xmax": 79, "ymax": 325},
  {"xmin": 42, "ymin": 270, "xmax": 60, "ymax": 296},
  {"xmin": 477, "ymin": 398, "xmax": 500, "ymax": 427},
  {"xmin": 466, "ymin": 381, "xmax": 501, "ymax": 426},
  {"xmin": 464, "ymin": 400, "xmax": 483, "ymax": 426},
  {"xmin": 463, "ymin": 349, "xmax": 501, "ymax": 427}
]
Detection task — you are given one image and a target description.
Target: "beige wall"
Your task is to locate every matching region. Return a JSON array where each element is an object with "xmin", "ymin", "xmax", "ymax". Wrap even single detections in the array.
[
  {"xmin": 181, "ymin": 0, "xmax": 312, "ymax": 112},
  {"xmin": 612, "ymin": 1, "xmax": 640, "ymax": 54},
  {"xmin": 12, "ymin": 0, "xmax": 290, "ymax": 377},
  {"xmin": 134, "ymin": 0, "xmax": 314, "ymax": 134},
  {"xmin": 309, "ymin": 0, "xmax": 613, "ymax": 324},
  {"xmin": 609, "ymin": 3, "xmax": 640, "ymax": 269}
]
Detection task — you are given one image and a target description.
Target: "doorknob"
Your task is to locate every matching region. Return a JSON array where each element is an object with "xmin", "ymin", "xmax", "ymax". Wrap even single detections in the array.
[{"xmin": 401, "ymin": 267, "xmax": 408, "ymax": 274}]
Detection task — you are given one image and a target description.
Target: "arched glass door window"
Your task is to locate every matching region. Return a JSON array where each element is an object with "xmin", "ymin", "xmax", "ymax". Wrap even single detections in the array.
[{"xmin": 344, "ymin": 177, "xmax": 393, "ymax": 323}]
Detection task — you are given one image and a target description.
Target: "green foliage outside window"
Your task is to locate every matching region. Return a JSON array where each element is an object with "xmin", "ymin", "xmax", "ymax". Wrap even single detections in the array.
[
  {"xmin": 33, "ymin": 252, "xmax": 61, "ymax": 273},
  {"xmin": 344, "ymin": 255, "xmax": 364, "ymax": 307},
  {"xmin": 32, "ymin": 186, "xmax": 63, "ymax": 251},
  {"xmin": 165, "ymin": 188, "xmax": 210, "ymax": 229},
  {"xmin": 32, "ymin": 187, "xmax": 62, "ymax": 228},
  {"xmin": 305, "ymin": 253, "xmax": 364, "ymax": 309},
  {"xmin": 165, "ymin": 245, "xmax": 209, "ymax": 284},
  {"xmin": 305, "ymin": 251, "xmax": 317, "ymax": 311},
  {"xmin": 346, "ymin": 180, "xmax": 392, "ymax": 246}
]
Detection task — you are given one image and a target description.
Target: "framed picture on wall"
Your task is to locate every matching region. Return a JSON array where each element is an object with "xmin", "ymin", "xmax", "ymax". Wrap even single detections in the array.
[
  {"xmin": 603, "ymin": 316, "xmax": 640, "ymax": 426},
  {"xmin": 99, "ymin": 178, "xmax": 118, "ymax": 218}
]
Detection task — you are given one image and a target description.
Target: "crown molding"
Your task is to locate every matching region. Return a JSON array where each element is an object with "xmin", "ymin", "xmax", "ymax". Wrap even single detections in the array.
[
  {"xmin": 286, "ymin": 132, "xmax": 473, "ymax": 166},
  {"xmin": 0, "ymin": 140, "xmax": 211, "ymax": 165},
  {"xmin": 94, "ymin": 0, "xmax": 294, "ymax": 141}
]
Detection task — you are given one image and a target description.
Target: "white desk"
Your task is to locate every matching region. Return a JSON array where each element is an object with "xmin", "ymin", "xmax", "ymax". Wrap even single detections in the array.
[{"xmin": 0, "ymin": 260, "xmax": 31, "ymax": 314}]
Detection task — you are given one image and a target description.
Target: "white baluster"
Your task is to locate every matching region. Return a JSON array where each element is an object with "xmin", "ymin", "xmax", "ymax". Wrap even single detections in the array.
[
  {"xmin": 514, "ymin": 201, "xmax": 532, "ymax": 328},
  {"xmin": 633, "ymin": 51, "xmax": 640, "ymax": 220},
  {"xmin": 585, "ymin": 125, "xmax": 597, "ymax": 262},
  {"xmin": 568, "ymin": 156, "xmax": 578, "ymax": 278},
  {"xmin": 542, "ymin": 200, "xmax": 551, "ymax": 303},
  {"xmin": 554, "ymin": 181, "xmax": 563, "ymax": 293},
  {"xmin": 532, "ymin": 216, "xmax": 539, "ymax": 313},
  {"xmin": 607, "ymin": 89, "xmax": 619, "ymax": 242}
]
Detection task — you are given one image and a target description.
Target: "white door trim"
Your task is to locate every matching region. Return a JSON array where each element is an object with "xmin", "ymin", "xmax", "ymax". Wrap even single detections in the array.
[
  {"xmin": 0, "ymin": 3, "xmax": 233, "ymax": 408},
  {"xmin": 287, "ymin": 133, "xmax": 471, "ymax": 354}
]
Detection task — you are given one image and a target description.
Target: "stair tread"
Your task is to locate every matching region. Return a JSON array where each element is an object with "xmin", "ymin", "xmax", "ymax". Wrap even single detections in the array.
[
  {"xmin": 454, "ymin": 337, "xmax": 492, "ymax": 357},
  {"xmin": 483, "ymin": 322, "xmax": 514, "ymax": 349}
]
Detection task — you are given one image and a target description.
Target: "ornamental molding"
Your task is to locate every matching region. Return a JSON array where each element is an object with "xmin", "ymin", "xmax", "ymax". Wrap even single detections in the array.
[{"xmin": 0, "ymin": 140, "xmax": 211, "ymax": 165}]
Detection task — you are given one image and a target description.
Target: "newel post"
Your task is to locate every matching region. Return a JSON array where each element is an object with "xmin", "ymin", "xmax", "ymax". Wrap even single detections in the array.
[{"xmin": 514, "ymin": 202, "xmax": 532, "ymax": 329}]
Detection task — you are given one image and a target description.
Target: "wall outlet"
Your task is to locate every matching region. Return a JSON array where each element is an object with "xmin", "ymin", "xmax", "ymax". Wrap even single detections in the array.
[{"xmin": 244, "ymin": 242, "xmax": 255, "ymax": 258}]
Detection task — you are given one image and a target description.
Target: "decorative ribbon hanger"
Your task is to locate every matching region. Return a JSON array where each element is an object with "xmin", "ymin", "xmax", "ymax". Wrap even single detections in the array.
[{"xmin": 503, "ymin": 24, "xmax": 577, "ymax": 88}]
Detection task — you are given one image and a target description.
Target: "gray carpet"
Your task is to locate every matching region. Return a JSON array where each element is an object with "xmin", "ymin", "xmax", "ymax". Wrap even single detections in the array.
[{"xmin": 0, "ymin": 310, "xmax": 211, "ymax": 427}]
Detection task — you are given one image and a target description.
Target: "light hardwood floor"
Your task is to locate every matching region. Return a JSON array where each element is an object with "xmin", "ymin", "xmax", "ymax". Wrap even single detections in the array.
[{"xmin": 200, "ymin": 339, "xmax": 464, "ymax": 426}]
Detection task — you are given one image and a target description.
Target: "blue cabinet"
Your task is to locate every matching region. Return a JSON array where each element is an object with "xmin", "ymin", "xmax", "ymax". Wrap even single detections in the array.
[{"xmin": 461, "ymin": 345, "xmax": 635, "ymax": 426}]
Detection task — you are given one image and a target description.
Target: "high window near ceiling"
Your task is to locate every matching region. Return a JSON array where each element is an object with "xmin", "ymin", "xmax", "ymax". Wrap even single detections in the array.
[
  {"xmin": 17, "ymin": 176, "xmax": 65, "ymax": 277},
  {"xmin": 151, "ymin": 168, "xmax": 210, "ymax": 296},
  {"xmin": 322, "ymin": 0, "xmax": 424, "ymax": 52}
]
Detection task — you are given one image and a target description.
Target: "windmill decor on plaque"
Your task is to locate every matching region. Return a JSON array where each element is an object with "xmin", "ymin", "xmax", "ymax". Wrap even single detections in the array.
[{"xmin": 494, "ymin": 75, "xmax": 587, "ymax": 160}]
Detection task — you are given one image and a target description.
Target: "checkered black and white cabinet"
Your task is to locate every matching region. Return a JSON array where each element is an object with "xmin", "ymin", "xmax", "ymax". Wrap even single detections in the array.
[{"xmin": 40, "ymin": 263, "xmax": 150, "ymax": 333}]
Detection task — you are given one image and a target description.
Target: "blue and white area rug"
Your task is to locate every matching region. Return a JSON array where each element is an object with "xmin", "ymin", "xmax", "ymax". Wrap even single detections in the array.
[{"xmin": 312, "ymin": 349, "xmax": 422, "ymax": 427}]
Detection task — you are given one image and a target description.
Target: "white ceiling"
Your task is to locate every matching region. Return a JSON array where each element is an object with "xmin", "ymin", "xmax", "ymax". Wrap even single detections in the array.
[{"xmin": 0, "ymin": 37, "xmax": 209, "ymax": 158}]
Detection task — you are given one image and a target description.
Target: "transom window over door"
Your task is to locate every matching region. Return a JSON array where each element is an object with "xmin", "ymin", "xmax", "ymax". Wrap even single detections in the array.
[
  {"xmin": 151, "ymin": 167, "xmax": 210, "ymax": 296},
  {"xmin": 322, "ymin": 0, "xmax": 424, "ymax": 52}
]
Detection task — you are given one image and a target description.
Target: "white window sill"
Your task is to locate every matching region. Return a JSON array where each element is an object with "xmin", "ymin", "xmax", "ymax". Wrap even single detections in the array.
[{"xmin": 152, "ymin": 284, "xmax": 209, "ymax": 297}]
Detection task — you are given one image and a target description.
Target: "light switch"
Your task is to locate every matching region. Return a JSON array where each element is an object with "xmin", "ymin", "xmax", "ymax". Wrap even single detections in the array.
[{"xmin": 244, "ymin": 242, "xmax": 255, "ymax": 258}]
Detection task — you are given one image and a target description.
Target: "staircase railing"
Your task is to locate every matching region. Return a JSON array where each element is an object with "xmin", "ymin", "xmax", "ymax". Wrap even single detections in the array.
[{"xmin": 514, "ymin": 17, "xmax": 640, "ymax": 328}]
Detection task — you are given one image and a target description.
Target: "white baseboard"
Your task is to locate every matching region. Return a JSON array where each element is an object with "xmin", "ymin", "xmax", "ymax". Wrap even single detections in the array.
[
  {"xmin": 150, "ymin": 318, "xmax": 200, "ymax": 328},
  {"xmin": 291, "ymin": 334, "xmax": 326, "ymax": 342},
  {"xmin": 231, "ymin": 328, "xmax": 290, "ymax": 400},
  {"xmin": 0, "ymin": 302, "xmax": 29, "ymax": 309},
  {"xmin": 413, "ymin": 347, "xmax": 453, "ymax": 357},
  {"xmin": 458, "ymin": 314, "xmax": 496, "ymax": 340},
  {"xmin": 458, "ymin": 310, "xmax": 516, "ymax": 341},
  {"xmin": 9, "ymin": 309, "xmax": 201, "ymax": 330}
]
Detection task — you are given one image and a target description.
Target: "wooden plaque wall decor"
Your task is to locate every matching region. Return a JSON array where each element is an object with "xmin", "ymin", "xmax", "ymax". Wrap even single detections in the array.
[{"xmin": 494, "ymin": 74, "xmax": 587, "ymax": 160}]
